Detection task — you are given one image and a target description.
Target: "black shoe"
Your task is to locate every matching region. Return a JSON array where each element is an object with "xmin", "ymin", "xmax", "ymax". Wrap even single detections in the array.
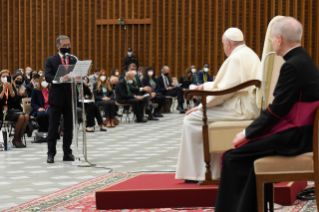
[
  {"xmin": 148, "ymin": 116, "xmax": 159, "ymax": 121},
  {"xmin": 63, "ymin": 154, "xmax": 75, "ymax": 161},
  {"xmin": 176, "ymin": 106, "xmax": 185, "ymax": 112},
  {"xmin": 135, "ymin": 118, "xmax": 148, "ymax": 123},
  {"xmin": 47, "ymin": 155, "xmax": 54, "ymax": 163},
  {"xmin": 153, "ymin": 112, "xmax": 164, "ymax": 118},
  {"xmin": 185, "ymin": 180, "xmax": 199, "ymax": 184},
  {"xmin": 86, "ymin": 129, "xmax": 95, "ymax": 132},
  {"xmin": 100, "ymin": 127, "xmax": 107, "ymax": 131}
]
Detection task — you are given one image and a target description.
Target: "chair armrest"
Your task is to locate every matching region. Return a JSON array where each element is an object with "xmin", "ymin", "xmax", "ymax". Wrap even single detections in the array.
[{"xmin": 184, "ymin": 79, "xmax": 261, "ymax": 101}]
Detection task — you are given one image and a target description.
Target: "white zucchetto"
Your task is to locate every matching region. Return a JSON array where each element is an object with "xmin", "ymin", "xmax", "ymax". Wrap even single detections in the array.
[{"xmin": 224, "ymin": 28, "xmax": 244, "ymax": 41}]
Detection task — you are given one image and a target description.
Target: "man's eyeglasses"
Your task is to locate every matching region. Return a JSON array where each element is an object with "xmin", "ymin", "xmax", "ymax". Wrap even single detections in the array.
[{"xmin": 60, "ymin": 45, "xmax": 72, "ymax": 48}]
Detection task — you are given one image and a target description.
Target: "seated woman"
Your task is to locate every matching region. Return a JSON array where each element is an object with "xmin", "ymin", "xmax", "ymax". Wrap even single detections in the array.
[
  {"xmin": 13, "ymin": 73, "xmax": 27, "ymax": 103},
  {"xmin": 30, "ymin": 76, "xmax": 50, "ymax": 132},
  {"xmin": 77, "ymin": 77, "xmax": 106, "ymax": 132},
  {"xmin": 93, "ymin": 70, "xmax": 117, "ymax": 127},
  {"xmin": 0, "ymin": 70, "xmax": 29, "ymax": 148},
  {"xmin": 110, "ymin": 67, "xmax": 120, "ymax": 78},
  {"xmin": 37, "ymin": 68, "xmax": 44, "ymax": 77},
  {"xmin": 142, "ymin": 67, "xmax": 165, "ymax": 118},
  {"xmin": 179, "ymin": 68, "xmax": 197, "ymax": 110}
]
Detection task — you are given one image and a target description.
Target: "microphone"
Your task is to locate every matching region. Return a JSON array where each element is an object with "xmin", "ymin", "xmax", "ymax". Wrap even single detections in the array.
[{"xmin": 65, "ymin": 53, "xmax": 79, "ymax": 61}]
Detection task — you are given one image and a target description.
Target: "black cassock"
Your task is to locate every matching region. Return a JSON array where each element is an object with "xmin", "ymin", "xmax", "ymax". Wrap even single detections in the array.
[{"xmin": 215, "ymin": 47, "xmax": 319, "ymax": 212}]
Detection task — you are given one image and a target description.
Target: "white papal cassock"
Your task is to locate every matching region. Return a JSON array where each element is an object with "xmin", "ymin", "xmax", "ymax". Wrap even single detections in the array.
[{"xmin": 176, "ymin": 44, "xmax": 261, "ymax": 181}]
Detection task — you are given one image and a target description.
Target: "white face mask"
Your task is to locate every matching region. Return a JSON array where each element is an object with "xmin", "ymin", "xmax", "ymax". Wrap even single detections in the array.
[
  {"xmin": 115, "ymin": 71, "xmax": 119, "ymax": 76},
  {"xmin": 41, "ymin": 81, "xmax": 49, "ymax": 88},
  {"xmin": 127, "ymin": 79, "xmax": 133, "ymax": 84},
  {"xmin": 139, "ymin": 73, "xmax": 143, "ymax": 77},
  {"xmin": 39, "ymin": 73, "xmax": 43, "ymax": 76},
  {"xmin": 191, "ymin": 68, "xmax": 196, "ymax": 73},
  {"xmin": 128, "ymin": 52, "xmax": 132, "ymax": 57},
  {"xmin": 148, "ymin": 71, "xmax": 154, "ymax": 76},
  {"xmin": 1, "ymin": 77, "xmax": 7, "ymax": 83},
  {"xmin": 132, "ymin": 70, "xmax": 137, "ymax": 75},
  {"xmin": 27, "ymin": 70, "xmax": 31, "ymax": 75},
  {"xmin": 34, "ymin": 82, "xmax": 38, "ymax": 87},
  {"xmin": 203, "ymin": 68, "xmax": 209, "ymax": 72},
  {"xmin": 95, "ymin": 74, "xmax": 99, "ymax": 78},
  {"xmin": 100, "ymin": 76, "xmax": 106, "ymax": 82},
  {"xmin": 20, "ymin": 71, "xmax": 24, "ymax": 75}
]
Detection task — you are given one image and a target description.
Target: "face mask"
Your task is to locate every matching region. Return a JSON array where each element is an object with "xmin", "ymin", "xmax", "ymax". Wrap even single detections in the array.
[
  {"xmin": 132, "ymin": 70, "xmax": 137, "ymax": 75},
  {"xmin": 15, "ymin": 80, "xmax": 23, "ymax": 85},
  {"xmin": 21, "ymin": 71, "xmax": 24, "ymax": 75},
  {"xmin": 204, "ymin": 68, "xmax": 209, "ymax": 72},
  {"xmin": 164, "ymin": 73, "xmax": 169, "ymax": 76},
  {"xmin": 41, "ymin": 81, "xmax": 49, "ymax": 88},
  {"xmin": 39, "ymin": 73, "xmax": 43, "ymax": 76},
  {"xmin": 127, "ymin": 79, "xmax": 133, "ymax": 84},
  {"xmin": 60, "ymin": 47, "xmax": 71, "ymax": 55},
  {"xmin": 128, "ymin": 52, "xmax": 132, "ymax": 57},
  {"xmin": 34, "ymin": 82, "xmax": 38, "ymax": 87},
  {"xmin": 1, "ymin": 77, "xmax": 7, "ymax": 83},
  {"xmin": 148, "ymin": 71, "xmax": 154, "ymax": 76},
  {"xmin": 191, "ymin": 68, "xmax": 196, "ymax": 73},
  {"xmin": 139, "ymin": 73, "xmax": 143, "ymax": 77},
  {"xmin": 115, "ymin": 71, "xmax": 119, "ymax": 76},
  {"xmin": 27, "ymin": 70, "xmax": 31, "ymax": 75},
  {"xmin": 100, "ymin": 76, "xmax": 106, "ymax": 82}
]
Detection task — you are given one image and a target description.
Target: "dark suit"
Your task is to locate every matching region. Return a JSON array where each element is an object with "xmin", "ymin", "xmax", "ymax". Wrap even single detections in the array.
[
  {"xmin": 196, "ymin": 70, "xmax": 213, "ymax": 84},
  {"xmin": 142, "ymin": 77, "xmax": 165, "ymax": 114},
  {"xmin": 156, "ymin": 74, "xmax": 184, "ymax": 107},
  {"xmin": 26, "ymin": 83, "xmax": 35, "ymax": 97},
  {"xmin": 215, "ymin": 47, "xmax": 319, "ymax": 212},
  {"xmin": 93, "ymin": 83, "xmax": 116, "ymax": 119},
  {"xmin": 115, "ymin": 79, "xmax": 146, "ymax": 121},
  {"xmin": 31, "ymin": 89, "xmax": 50, "ymax": 132},
  {"xmin": 45, "ymin": 53, "xmax": 77, "ymax": 156},
  {"xmin": 123, "ymin": 55, "xmax": 138, "ymax": 71}
]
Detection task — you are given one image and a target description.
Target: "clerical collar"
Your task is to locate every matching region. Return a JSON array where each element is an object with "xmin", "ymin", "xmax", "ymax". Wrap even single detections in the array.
[{"xmin": 283, "ymin": 46, "xmax": 301, "ymax": 57}]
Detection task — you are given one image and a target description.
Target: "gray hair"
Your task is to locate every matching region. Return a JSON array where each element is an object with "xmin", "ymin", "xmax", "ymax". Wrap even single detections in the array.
[
  {"xmin": 272, "ymin": 17, "xmax": 303, "ymax": 43},
  {"xmin": 161, "ymin": 66, "xmax": 169, "ymax": 72},
  {"xmin": 56, "ymin": 35, "xmax": 70, "ymax": 46},
  {"xmin": 127, "ymin": 63, "xmax": 137, "ymax": 70}
]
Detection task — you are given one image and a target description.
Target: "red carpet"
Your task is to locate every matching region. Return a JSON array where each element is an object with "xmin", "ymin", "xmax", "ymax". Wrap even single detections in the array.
[{"xmin": 96, "ymin": 173, "xmax": 307, "ymax": 210}]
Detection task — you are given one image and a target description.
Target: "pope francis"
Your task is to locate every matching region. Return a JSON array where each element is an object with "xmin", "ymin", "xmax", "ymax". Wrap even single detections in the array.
[{"xmin": 175, "ymin": 28, "xmax": 261, "ymax": 181}]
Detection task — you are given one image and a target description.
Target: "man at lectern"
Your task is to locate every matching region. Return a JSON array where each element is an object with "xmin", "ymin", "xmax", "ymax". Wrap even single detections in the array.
[{"xmin": 45, "ymin": 35, "xmax": 77, "ymax": 163}]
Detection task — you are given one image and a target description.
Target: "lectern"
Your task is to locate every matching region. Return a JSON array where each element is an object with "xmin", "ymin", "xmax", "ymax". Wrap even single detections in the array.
[{"xmin": 53, "ymin": 59, "xmax": 92, "ymax": 167}]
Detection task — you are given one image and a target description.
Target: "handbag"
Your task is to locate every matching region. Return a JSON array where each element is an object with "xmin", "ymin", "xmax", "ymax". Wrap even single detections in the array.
[{"xmin": 33, "ymin": 132, "xmax": 48, "ymax": 143}]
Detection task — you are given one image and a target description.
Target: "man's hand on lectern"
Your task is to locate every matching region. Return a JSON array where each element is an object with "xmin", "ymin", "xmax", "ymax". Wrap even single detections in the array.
[{"xmin": 61, "ymin": 74, "xmax": 70, "ymax": 82}]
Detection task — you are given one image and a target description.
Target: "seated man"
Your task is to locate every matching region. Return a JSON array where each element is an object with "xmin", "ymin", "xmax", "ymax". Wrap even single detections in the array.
[
  {"xmin": 196, "ymin": 63, "xmax": 213, "ymax": 84},
  {"xmin": 26, "ymin": 74, "xmax": 40, "ymax": 97},
  {"xmin": 156, "ymin": 66, "xmax": 186, "ymax": 113},
  {"xmin": 115, "ymin": 71, "xmax": 148, "ymax": 123},
  {"xmin": 175, "ymin": 27, "xmax": 261, "ymax": 182},
  {"xmin": 215, "ymin": 17, "xmax": 319, "ymax": 212},
  {"xmin": 88, "ymin": 69, "xmax": 100, "ymax": 87}
]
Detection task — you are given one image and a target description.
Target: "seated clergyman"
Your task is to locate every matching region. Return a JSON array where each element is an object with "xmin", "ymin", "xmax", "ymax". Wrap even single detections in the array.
[
  {"xmin": 175, "ymin": 27, "xmax": 261, "ymax": 182},
  {"xmin": 215, "ymin": 17, "xmax": 319, "ymax": 212}
]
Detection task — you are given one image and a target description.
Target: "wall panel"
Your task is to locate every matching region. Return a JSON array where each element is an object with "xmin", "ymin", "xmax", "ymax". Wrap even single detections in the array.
[{"xmin": 0, "ymin": 0, "xmax": 319, "ymax": 78}]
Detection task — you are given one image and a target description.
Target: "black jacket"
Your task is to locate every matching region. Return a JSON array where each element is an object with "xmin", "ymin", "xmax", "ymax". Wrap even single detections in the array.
[
  {"xmin": 123, "ymin": 55, "xmax": 138, "ymax": 70},
  {"xmin": 142, "ymin": 77, "xmax": 158, "ymax": 92},
  {"xmin": 26, "ymin": 83, "xmax": 35, "ymax": 97},
  {"xmin": 179, "ymin": 76, "xmax": 193, "ymax": 89},
  {"xmin": 77, "ymin": 83, "xmax": 94, "ymax": 108},
  {"xmin": 44, "ymin": 53, "xmax": 77, "ymax": 106},
  {"xmin": 115, "ymin": 79, "xmax": 135, "ymax": 103},
  {"xmin": 156, "ymin": 74, "xmax": 172, "ymax": 94},
  {"xmin": 93, "ymin": 83, "xmax": 114, "ymax": 104},
  {"xmin": 0, "ymin": 85, "xmax": 20, "ymax": 120}
]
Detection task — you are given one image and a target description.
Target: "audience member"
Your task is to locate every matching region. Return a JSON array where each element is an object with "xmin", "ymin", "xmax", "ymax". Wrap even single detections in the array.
[
  {"xmin": 190, "ymin": 65, "xmax": 200, "ymax": 86},
  {"xmin": 88, "ymin": 69, "xmax": 100, "ymax": 87},
  {"xmin": 142, "ymin": 67, "xmax": 165, "ymax": 118},
  {"xmin": 110, "ymin": 67, "xmax": 119, "ymax": 78},
  {"xmin": 0, "ymin": 70, "xmax": 29, "ymax": 148},
  {"xmin": 156, "ymin": 66, "xmax": 186, "ymax": 113},
  {"xmin": 37, "ymin": 69, "xmax": 44, "ymax": 76},
  {"xmin": 124, "ymin": 48, "xmax": 138, "ymax": 71},
  {"xmin": 24, "ymin": 67, "xmax": 32, "ymax": 85},
  {"xmin": 78, "ymin": 77, "xmax": 106, "ymax": 132},
  {"xmin": 93, "ymin": 70, "xmax": 117, "ymax": 127},
  {"xmin": 116, "ymin": 71, "xmax": 148, "ymax": 123},
  {"xmin": 13, "ymin": 73, "xmax": 27, "ymax": 102},
  {"xmin": 30, "ymin": 76, "xmax": 50, "ymax": 132},
  {"xmin": 179, "ymin": 68, "xmax": 196, "ymax": 110},
  {"xmin": 26, "ymin": 74, "xmax": 40, "ymax": 97},
  {"xmin": 138, "ymin": 66, "xmax": 144, "ymax": 81},
  {"xmin": 196, "ymin": 63, "xmax": 213, "ymax": 84}
]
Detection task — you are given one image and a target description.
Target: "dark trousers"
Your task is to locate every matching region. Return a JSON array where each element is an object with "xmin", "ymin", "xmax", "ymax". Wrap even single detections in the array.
[
  {"xmin": 47, "ymin": 103, "xmax": 73, "ymax": 156},
  {"xmin": 36, "ymin": 108, "xmax": 50, "ymax": 132},
  {"xmin": 163, "ymin": 87, "xmax": 185, "ymax": 107},
  {"xmin": 119, "ymin": 98, "xmax": 147, "ymax": 121},
  {"xmin": 153, "ymin": 94, "xmax": 165, "ymax": 113},
  {"xmin": 96, "ymin": 100, "xmax": 116, "ymax": 119},
  {"xmin": 85, "ymin": 103, "xmax": 103, "ymax": 127}
]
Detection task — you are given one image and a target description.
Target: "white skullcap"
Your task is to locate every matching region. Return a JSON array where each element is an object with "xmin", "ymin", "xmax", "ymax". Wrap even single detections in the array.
[{"xmin": 224, "ymin": 28, "xmax": 244, "ymax": 41}]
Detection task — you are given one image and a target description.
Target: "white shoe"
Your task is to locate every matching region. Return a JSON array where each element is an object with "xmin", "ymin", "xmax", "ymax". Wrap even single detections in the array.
[{"xmin": 268, "ymin": 202, "xmax": 283, "ymax": 210}]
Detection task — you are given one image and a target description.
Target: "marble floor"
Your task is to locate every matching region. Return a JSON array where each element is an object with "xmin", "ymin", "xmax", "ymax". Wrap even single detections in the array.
[{"xmin": 0, "ymin": 112, "xmax": 184, "ymax": 210}]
